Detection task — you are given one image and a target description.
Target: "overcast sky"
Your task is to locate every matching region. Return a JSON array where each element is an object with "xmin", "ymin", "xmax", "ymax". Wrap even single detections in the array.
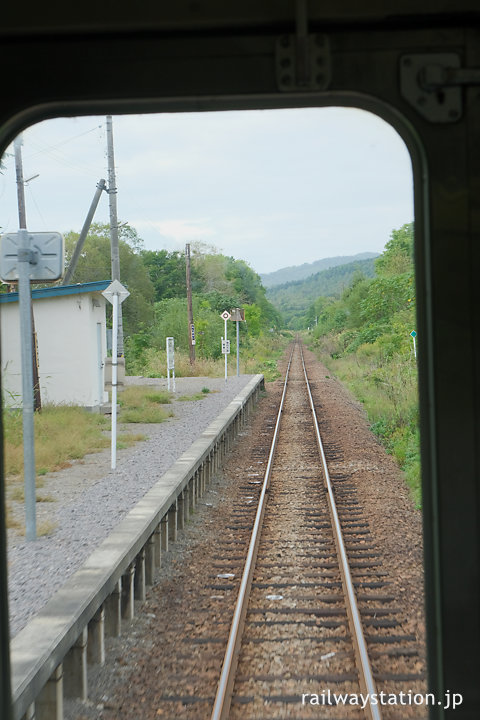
[{"xmin": 0, "ymin": 108, "xmax": 413, "ymax": 275}]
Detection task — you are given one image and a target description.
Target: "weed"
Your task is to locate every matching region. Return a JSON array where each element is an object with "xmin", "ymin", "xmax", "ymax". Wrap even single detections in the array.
[
  {"xmin": 36, "ymin": 520, "xmax": 57, "ymax": 537},
  {"xmin": 201, "ymin": 387, "xmax": 210, "ymax": 394},
  {"xmin": 8, "ymin": 486, "xmax": 25, "ymax": 502},
  {"xmin": 118, "ymin": 432, "xmax": 147, "ymax": 445},
  {"xmin": 117, "ymin": 386, "xmax": 175, "ymax": 423},
  {"xmin": 37, "ymin": 494, "xmax": 56, "ymax": 503},
  {"xmin": 5, "ymin": 504, "xmax": 23, "ymax": 531},
  {"xmin": 119, "ymin": 406, "xmax": 173, "ymax": 423},
  {"xmin": 3, "ymin": 405, "xmax": 110, "ymax": 481}
]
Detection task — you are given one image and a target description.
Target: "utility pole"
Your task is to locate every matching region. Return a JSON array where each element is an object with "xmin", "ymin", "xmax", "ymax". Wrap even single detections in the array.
[
  {"xmin": 63, "ymin": 179, "xmax": 107, "ymax": 285},
  {"xmin": 106, "ymin": 115, "xmax": 124, "ymax": 356},
  {"xmin": 14, "ymin": 135, "xmax": 42, "ymax": 412},
  {"xmin": 14, "ymin": 136, "xmax": 27, "ymax": 230},
  {"xmin": 185, "ymin": 243, "xmax": 195, "ymax": 365}
]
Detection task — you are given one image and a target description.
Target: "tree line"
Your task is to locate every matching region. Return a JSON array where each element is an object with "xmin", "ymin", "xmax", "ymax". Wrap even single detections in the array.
[{"xmin": 61, "ymin": 223, "xmax": 282, "ymax": 368}]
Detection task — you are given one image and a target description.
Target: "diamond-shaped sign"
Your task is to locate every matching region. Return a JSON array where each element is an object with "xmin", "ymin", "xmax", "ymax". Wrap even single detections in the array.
[
  {"xmin": 102, "ymin": 279, "xmax": 130, "ymax": 305},
  {"xmin": 220, "ymin": 310, "xmax": 231, "ymax": 321},
  {"xmin": 0, "ymin": 231, "xmax": 64, "ymax": 282}
]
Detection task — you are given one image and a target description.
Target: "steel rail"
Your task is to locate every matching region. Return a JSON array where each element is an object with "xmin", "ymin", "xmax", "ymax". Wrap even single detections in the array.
[
  {"xmin": 300, "ymin": 342, "xmax": 382, "ymax": 720},
  {"xmin": 210, "ymin": 343, "xmax": 295, "ymax": 720}
]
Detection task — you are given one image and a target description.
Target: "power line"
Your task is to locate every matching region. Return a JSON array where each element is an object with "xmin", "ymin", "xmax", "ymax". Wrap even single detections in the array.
[{"xmin": 25, "ymin": 124, "xmax": 103, "ymax": 158}]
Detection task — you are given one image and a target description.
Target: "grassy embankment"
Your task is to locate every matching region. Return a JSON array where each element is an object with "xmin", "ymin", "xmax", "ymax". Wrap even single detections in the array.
[
  {"xmin": 306, "ymin": 223, "xmax": 421, "ymax": 507},
  {"xmin": 310, "ymin": 339, "xmax": 420, "ymax": 506}
]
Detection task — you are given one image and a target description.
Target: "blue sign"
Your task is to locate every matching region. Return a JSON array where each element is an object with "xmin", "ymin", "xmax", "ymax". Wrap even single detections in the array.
[{"xmin": 410, "ymin": 330, "xmax": 417, "ymax": 338}]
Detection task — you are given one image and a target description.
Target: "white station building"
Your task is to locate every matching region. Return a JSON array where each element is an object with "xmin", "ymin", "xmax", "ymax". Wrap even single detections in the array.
[{"xmin": 0, "ymin": 280, "xmax": 110, "ymax": 411}]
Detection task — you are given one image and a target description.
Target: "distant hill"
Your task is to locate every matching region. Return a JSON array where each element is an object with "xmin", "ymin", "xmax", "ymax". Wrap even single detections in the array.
[
  {"xmin": 260, "ymin": 252, "xmax": 379, "ymax": 288},
  {"xmin": 266, "ymin": 257, "xmax": 377, "ymax": 328}
]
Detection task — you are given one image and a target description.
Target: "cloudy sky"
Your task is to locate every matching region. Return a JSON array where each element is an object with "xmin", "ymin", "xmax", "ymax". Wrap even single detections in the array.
[{"xmin": 0, "ymin": 107, "xmax": 413, "ymax": 275}]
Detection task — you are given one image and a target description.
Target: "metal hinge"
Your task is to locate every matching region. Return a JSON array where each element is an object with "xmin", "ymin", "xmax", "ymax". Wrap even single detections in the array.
[
  {"xmin": 400, "ymin": 53, "xmax": 480, "ymax": 123},
  {"xmin": 276, "ymin": 33, "xmax": 330, "ymax": 92}
]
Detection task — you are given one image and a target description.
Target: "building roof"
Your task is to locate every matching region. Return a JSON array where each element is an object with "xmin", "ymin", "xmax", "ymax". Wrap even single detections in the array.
[{"xmin": 0, "ymin": 280, "xmax": 111, "ymax": 304}]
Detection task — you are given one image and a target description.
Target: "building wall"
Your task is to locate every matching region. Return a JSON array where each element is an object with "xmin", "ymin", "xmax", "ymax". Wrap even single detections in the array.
[{"xmin": 0, "ymin": 291, "xmax": 108, "ymax": 409}]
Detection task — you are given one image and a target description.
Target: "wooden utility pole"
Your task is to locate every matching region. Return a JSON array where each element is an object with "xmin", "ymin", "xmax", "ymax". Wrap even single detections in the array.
[
  {"xmin": 14, "ymin": 135, "xmax": 42, "ymax": 412},
  {"xmin": 106, "ymin": 115, "xmax": 124, "ymax": 356},
  {"xmin": 185, "ymin": 243, "xmax": 195, "ymax": 365}
]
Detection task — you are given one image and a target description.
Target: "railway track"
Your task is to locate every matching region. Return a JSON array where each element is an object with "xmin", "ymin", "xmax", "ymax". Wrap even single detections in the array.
[
  {"xmin": 85, "ymin": 340, "xmax": 426, "ymax": 720},
  {"xmin": 210, "ymin": 339, "xmax": 425, "ymax": 719}
]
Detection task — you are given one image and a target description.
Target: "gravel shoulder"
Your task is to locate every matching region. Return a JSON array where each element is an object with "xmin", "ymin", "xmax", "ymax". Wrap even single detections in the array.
[{"xmin": 7, "ymin": 374, "xmax": 255, "ymax": 637}]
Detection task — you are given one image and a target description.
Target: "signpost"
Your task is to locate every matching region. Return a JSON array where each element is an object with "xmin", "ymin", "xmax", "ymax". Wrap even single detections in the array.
[
  {"xmin": 0, "ymin": 230, "xmax": 64, "ymax": 541},
  {"xmin": 166, "ymin": 336, "xmax": 176, "ymax": 392},
  {"xmin": 102, "ymin": 280, "xmax": 130, "ymax": 470},
  {"xmin": 220, "ymin": 310, "xmax": 231, "ymax": 382},
  {"xmin": 410, "ymin": 330, "xmax": 417, "ymax": 359},
  {"xmin": 230, "ymin": 307, "xmax": 245, "ymax": 376}
]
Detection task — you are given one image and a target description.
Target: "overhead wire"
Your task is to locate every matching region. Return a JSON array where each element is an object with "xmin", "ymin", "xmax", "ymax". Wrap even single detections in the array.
[
  {"xmin": 24, "ymin": 124, "xmax": 106, "ymax": 178},
  {"xmin": 25, "ymin": 184, "xmax": 48, "ymax": 230}
]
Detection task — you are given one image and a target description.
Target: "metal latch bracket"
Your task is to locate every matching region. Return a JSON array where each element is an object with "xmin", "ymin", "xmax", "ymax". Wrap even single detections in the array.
[
  {"xmin": 400, "ymin": 53, "xmax": 469, "ymax": 123},
  {"xmin": 276, "ymin": 34, "xmax": 330, "ymax": 92}
]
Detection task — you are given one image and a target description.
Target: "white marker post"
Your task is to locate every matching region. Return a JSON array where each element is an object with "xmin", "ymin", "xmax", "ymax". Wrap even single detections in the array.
[
  {"xmin": 102, "ymin": 280, "xmax": 130, "ymax": 470},
  {"xmin": 166, "ymin": 336, "xmax": 176, "ymax": 392},
  {"xmin": 410, "ymin": 330, "xmax": 417, "ymax": 359},
  {"xmin": 220, "ymin": 310, "xmax": 231, "ymax": 382}
]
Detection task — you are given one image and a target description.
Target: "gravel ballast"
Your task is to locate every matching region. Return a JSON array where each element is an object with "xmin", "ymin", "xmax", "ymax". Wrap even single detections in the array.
[{"xmin": 7, "ymin": 374, "xmax": 255, "ymax": 637}]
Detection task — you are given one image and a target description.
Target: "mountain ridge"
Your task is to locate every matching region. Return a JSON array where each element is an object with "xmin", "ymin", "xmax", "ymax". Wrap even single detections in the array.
[
  {"xmin": 266, "ymin": 256, "xmax": 377, "ymax": 329},
  {"xmin": 260, "ymin": 252, "xmax": 379, "ymax": 288}
]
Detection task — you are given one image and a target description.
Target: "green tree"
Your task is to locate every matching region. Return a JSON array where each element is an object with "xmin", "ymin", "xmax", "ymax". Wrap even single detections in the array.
[
  {"xmin": 375, "ymin": 222, "xmax": 414, "ymax": 277},
  {"xmin": 64, "ymin": 222, "xmax": 155, "ymax": 336},
  {"xmin": 141, "ymin": 249, "xmax": 187, "ymax": 301}
]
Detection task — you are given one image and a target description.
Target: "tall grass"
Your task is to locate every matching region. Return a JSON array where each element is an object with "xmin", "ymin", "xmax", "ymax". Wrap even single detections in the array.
[
  {"xmin": 128, "ymin": 333, "xmax": 290, "ymax": 382},
  {"xmin": 4, "ymin": 406, "xmax": 110, "ymax": 479},
  {"xmin": 312, "ymin": 333, "xmax": 421, "ymax": 507}
]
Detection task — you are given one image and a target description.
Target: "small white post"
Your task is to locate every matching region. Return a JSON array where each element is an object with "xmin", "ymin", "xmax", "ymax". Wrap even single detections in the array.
[
  {"xmin": 236, "ymin": 319, "xmax": 240, "ymax": 377},
  {"xmin": 111, "ymin": 291, "xmax": 119, "ymax": 470},
  {"xmin": 224, "ymin": 317, "xmax": 228, "ymax": 383},
  {"xmin": 410, "ymin": 330, "xmax": 417, "ymax": 360},
  {"xmin": 220, "ymin": 310, "xmax": 231, "ymax": 383},
  {"xmin": 102, "ymin": 280, "xmax": 130, "ymax": 471},
  {"xmin": 166, "ymin": 337, "xmax": 176, "ymax": 393}
]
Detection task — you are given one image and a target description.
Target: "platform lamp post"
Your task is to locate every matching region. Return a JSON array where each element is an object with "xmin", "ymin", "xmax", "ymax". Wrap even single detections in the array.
[{"xmin": 102, "ymin": 280, "xmax": 130, "ymax": 470}]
